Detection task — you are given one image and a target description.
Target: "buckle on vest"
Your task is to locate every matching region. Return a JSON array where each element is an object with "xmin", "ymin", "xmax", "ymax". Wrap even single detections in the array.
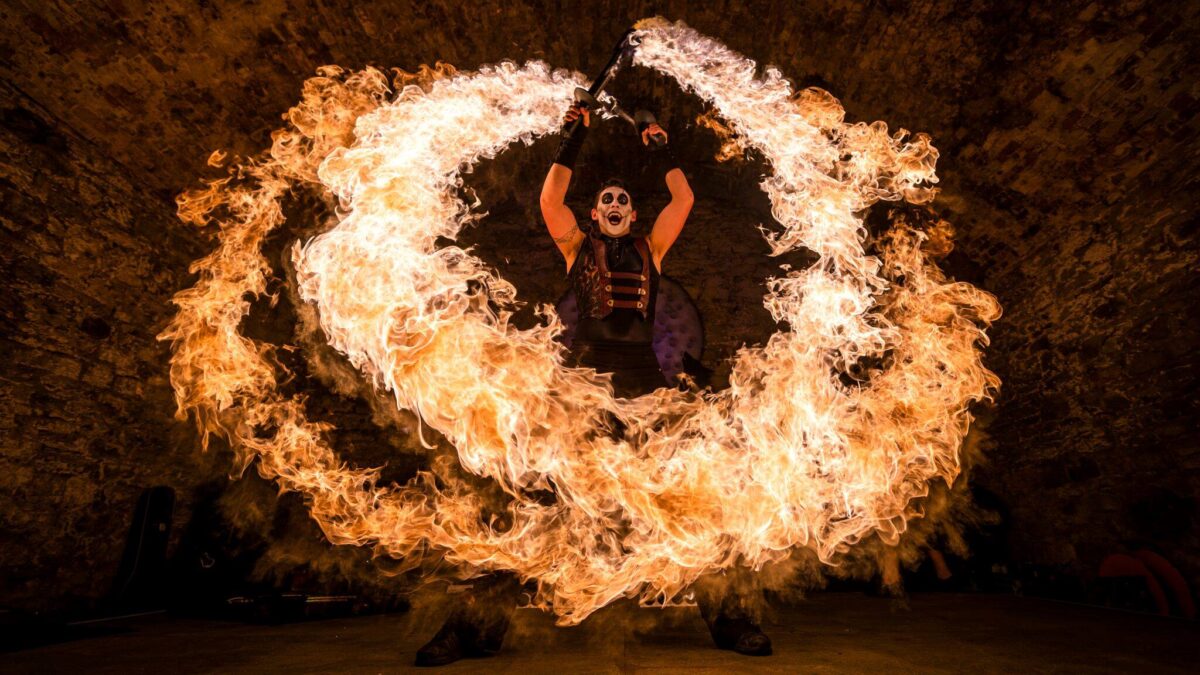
[
  {"xmin": 604, "ymin": 284, "xmax": 612, "ymax": 291},
  {"xmin": 606, "ymin": 299, "xmax": 613, "ymax": 306},
  {"xmin": 637, "ymin": 302, "xmax": 644, "ymax": 309}
]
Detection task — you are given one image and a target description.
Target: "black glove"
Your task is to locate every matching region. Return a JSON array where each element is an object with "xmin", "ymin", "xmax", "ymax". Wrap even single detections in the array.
[
  {"xmin": 645, "ymin": 134, "xmax": 681, "ymax": 181},
  {"xmin": 554, "ymin": 115, "xmax": 590, "ymax": 169}
]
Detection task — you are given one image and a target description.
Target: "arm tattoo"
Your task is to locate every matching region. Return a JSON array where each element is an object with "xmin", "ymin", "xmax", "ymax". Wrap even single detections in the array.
[{"xmin": 553, "ymin": 227, "xmax": 582, "ymax": 244}]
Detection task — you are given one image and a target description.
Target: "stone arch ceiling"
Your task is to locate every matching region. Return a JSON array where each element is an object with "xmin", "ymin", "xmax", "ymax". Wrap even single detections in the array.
[
  {"xmin": 2, "ymin": 0, "xmax": 1198, "ymax": 595},
  {"xmin": 5, "ymin": 1, "xmax": 1190, "ymax": 197}
]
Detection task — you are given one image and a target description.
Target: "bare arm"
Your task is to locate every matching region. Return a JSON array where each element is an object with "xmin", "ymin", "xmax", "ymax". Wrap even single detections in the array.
[
  {"xmin": 540, "ymin": 164, "xmax": 583, "ymax": 267},
  {"xmin": 540, "ymin": 105, "xmax": 589, "ymax": 270},
  {"xmin": 645, "ymin": 126, "xmax": 694, "ymax": 269}
]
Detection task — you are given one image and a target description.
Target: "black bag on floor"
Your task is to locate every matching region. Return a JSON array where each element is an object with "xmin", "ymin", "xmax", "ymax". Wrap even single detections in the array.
[{"xmin": 110, "ymin": 485, "xmax": 175, "ymax": 609}]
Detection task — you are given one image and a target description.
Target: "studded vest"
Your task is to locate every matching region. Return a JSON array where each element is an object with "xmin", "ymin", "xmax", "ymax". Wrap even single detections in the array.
[{"xmin": 569, "ymin": 234, "xmax": 658, "ymax": 321}]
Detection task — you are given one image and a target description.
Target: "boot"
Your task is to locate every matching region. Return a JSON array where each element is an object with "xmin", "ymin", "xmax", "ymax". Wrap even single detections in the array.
[
  {"xmin": 415, "ymin": 576, "xmax": 516, "ymax": 668},
  {"xmin": 706, "ymin": 614, "xmax": 773, "ymax": 656},
  {"xmin": 414, "ymin": 620, "xmax": 467, "ymax": 667},
  {"xmin": 694, "ymin": 571, "xmax": 772, "ymax": 657},
  {"xmin": 414, "ymin": 610, "xmax": 510, "ymax": 667}
]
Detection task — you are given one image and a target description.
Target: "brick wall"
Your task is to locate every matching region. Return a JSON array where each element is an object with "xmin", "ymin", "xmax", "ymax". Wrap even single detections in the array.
[
  {"xmin": 0, "ymin": 82, "xmax": 218, "ymax": 611},
  {"xmin": 1, "ymin": 0, "xmax": 1196, "ymax": 609}
]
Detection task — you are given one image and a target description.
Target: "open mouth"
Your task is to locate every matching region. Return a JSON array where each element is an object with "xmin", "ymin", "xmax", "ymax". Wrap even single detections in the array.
[{"xmin": 607, "ymin": 213, "xmax": 622, "ymax": 226}]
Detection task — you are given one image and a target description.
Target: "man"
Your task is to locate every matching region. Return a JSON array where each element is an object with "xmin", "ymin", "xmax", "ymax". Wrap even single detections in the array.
[
  {"xmin": 414, "ymin": 101, "xmax": 770, "ymax": 667},
  {"xmin": 542, "ymin": 101, "xmax": 771, "ymax": 658},
  {"xmin": 540, "ymin": 104, "xmax": 691, "ymax": 395}
]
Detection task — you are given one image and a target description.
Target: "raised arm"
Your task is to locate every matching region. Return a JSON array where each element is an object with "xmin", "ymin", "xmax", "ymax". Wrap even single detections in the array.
[
  {"xmin": 644, "ymin": 124, "xmax": 694, "ymax": 269},
  {"xmin": 540, "ymin": 104, "xmax": 590, "ymax": 270}
]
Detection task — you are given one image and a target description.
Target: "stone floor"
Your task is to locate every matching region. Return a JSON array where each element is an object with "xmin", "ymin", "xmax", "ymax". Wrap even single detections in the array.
[{"xmin": 7, "ymin": 593, "xmax": 1197, "ymax": 673}]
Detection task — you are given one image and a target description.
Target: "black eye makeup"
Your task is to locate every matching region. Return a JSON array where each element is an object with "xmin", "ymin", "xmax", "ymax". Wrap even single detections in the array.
[
  {"xmin": 617, "ymin": 194, "xmax": 629, "ymax": 205},
  {"xmin": 602, "ymin": 194, "xmax": 613, "ymax": 204}
]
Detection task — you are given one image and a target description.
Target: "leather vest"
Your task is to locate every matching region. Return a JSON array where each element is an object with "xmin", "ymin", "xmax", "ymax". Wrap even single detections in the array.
[{"xmin": 569, "ymin": 234, "xmax": 658, "ymax": 321}]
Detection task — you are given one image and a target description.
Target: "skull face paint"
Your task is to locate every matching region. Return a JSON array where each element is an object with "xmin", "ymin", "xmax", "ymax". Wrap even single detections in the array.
[{"xmin": 592, "ymin": 186, "xmax": 636, "ymax": 237}]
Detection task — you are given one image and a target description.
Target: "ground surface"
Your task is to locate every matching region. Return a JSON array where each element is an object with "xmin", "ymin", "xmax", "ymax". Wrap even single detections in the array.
[{"xmin": 7, "ymin": 592, "xmax": 1197, "ymax": 673}]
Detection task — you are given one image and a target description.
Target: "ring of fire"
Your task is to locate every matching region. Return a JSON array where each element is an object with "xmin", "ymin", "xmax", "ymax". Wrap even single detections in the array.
[{"xmin": 161, "ymin": 19, "xmax": 1000, "ymax": 624}]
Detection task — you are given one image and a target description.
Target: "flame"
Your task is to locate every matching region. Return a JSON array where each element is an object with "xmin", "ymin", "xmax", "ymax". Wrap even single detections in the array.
[{"xmin": 160, "ymin": 19, "xmax": 1000, "ymax": 624}]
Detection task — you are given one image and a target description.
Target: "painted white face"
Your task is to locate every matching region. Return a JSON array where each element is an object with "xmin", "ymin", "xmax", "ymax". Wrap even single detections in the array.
[{"xmin": 591, "ymin": 187, "xmax": 636, "ymax": 237}]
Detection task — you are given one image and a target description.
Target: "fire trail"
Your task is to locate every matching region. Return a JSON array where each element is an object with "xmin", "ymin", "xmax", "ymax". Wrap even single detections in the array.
[{"xmin": 160, "ymin": 18, "xmax": 1000, "ymax": 625}]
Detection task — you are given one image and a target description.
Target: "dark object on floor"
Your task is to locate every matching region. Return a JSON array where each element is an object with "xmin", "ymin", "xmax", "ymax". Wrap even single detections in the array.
[
  {"xmin": 1095, "ymin": 553, "xmax": 1171, "ymax": 615},
  {"xmin": 111, "ymin": 486, "xmax": 175, "ymax": 610},
  {"xmin": 1133, "ymin": 549, "xmax": 1196, "ymax": 619},
  {"xmin": 165, "ymin": 481, "xmax": 270, "ymax": 618},
  {"xmin": 224, "ymin": 593, "xmax": 369, "ymax": 625}
]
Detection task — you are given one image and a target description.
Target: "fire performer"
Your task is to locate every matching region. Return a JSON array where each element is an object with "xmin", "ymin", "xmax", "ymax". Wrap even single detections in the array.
[{"xmin": 414, "ymin": 101, "xmax": 772, "ymax": 666}]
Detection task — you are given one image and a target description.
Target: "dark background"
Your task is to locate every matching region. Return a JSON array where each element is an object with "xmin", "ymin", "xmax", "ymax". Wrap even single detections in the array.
[{"xmin": 0, "ymin": 0, "xmax": 1196, "ymax": 617}]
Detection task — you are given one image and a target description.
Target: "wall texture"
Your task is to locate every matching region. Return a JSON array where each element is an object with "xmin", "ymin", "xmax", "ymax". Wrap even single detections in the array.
[
  {"xmin": 0, "ymin": 81, "xmax": 216, "ymax": 610},
  {"xmin": 1, "ymin": 0, "xmax": 1197, "ymax": 611}
]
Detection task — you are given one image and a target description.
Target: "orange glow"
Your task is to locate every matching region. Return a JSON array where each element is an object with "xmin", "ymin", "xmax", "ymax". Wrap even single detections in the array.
[{"xmin": 159, "ymin": 19, "xmax": 1000, "ymax": 624}]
